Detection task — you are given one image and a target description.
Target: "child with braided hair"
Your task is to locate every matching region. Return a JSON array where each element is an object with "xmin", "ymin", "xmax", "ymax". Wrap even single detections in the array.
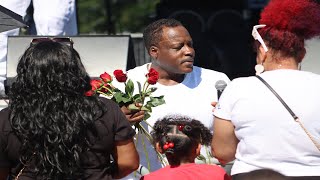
[{"xmin": 140, "ymin": 115, "xmax": 230, "ymax": 180}]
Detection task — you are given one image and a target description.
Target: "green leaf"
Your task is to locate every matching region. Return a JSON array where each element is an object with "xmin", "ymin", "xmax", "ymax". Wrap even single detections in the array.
[
  {"xmin": 141, "ymin": 106, "xmax": 151, "ymax": 112},
  {"xmin": 122, "ymin": 96, "xmax": 133, "ymax": 103},
  {"xmin": 125, "ymin": 79, "xmax": 134, "ymax": 96},
  {"xmin": 137, "ymin": 81, "xmax": 142, "ymax": 93},
  {"xmin": 113, "ymin": 88, "xmax": 122, "ymax": 93},
  {"xmin": 143, "ymin": 112, "xmax": 151, "ymax": 120},
  {"xmin": 132, "ymin": 94, "xmax": 143, "ymax": 102},
  {"xmin": 113, "ymin": 92, "xmax": 132, "ymax": 104},
  {"xmin": 145, "ymin": 87, "xmax": 157, "ymax": 94},
  {"xmin": 128, "ymin": 103, "xmax": 140, "ymax": 110},
  {"xmin": 146, "ymin": 96, "xmax": 165, "ymax": 107},
  {"xmin": 113, "ymin": 92, "xmax": 124, "ymax": 103}
]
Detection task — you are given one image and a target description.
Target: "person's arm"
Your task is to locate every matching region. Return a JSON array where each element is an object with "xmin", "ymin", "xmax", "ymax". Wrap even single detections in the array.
[
  {"xmin": 211, "ymin": 117, "xmax": 238, "ymax": 165},
  {"xmin": 112, "ymin": 138, "xmax": 139, "ymax": 179},
  {"xmin": 0, "ymin": 168, "xmax": 9, "ymax": 180}
]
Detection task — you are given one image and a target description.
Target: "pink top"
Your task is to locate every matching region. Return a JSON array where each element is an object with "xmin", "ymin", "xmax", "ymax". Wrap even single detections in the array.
[{"xmin": 141, "ymin": 163, "xmax": 231, "ymax": 180}]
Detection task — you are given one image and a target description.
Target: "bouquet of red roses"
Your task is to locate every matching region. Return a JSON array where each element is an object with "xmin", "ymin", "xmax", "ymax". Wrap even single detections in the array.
[
  {"xmin": 85, "ymin": 68, "xmax": 167, "ymax": 170},
  {"xmin": 85, "ymin": 68, "xmax": 165, "ymax": 121}
]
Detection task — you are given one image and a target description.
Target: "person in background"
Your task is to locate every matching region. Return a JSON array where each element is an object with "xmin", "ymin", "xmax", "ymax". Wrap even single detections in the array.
[
  {"xmin": 0, "ymin": 0, "xmax": 31, "ymax": 98},
  {"xmin": 212, "ymin": 0, "xmax": 320, "ymax": 179},
  {"xmin": 31, "ymin": 0, "xmax": 78, "ymax": 35},
  {"xmin": 140, "ymin": 115, "xmax": 231, "ymax": 180},
  {"xmin": 0, "ymin": 39, "xmax": 138, "ymax": 179},
  {"xmin": 118, "ymin": 18, "xmax": 230, "ymax": 179},
  {"xmin": 0, "ymin": 0, "xmax": 78, "ymax": 109}
]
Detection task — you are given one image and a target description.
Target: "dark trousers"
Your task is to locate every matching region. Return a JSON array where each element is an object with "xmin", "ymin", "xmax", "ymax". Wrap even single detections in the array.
[{"xmin": 232, "ymin": 173, "xmax": 320, "ymax": 180}]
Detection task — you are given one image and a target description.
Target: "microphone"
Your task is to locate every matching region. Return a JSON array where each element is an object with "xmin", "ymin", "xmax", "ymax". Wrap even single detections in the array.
[{"xmin": 215, "ymin": 80, "xmax": 227, "ymax": 100}]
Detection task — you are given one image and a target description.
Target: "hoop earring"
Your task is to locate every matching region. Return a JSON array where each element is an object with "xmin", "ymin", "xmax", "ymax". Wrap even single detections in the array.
[{"xmin": 255, "ymin": 63, "xmax": 265, "ymax": 75}]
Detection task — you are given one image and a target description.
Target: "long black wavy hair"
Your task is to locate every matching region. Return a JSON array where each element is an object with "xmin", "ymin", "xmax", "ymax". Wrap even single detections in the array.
[
  {"xmin": 151, "ymin": 115, "xmax": 212, "ymax": 165},
  {"xmin": 8, "ymin": 41, "xmax": 105, "ymax": 179}
]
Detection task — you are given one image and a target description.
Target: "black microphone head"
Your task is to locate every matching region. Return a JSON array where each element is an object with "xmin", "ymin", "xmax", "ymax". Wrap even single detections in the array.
[{"xmin": 215, "ymin": 80, "xmax": 227, "ymax": 91}]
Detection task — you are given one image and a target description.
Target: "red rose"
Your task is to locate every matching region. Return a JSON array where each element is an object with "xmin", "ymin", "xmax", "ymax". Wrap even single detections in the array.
[
  {"xmin": 85, "ymin": 90, "xmax": 94, "ymax": 96},
  {"xmin": 113, "ymin": 70, "xmax": 127, "ymax": 82},
  {"xmin": 146, "ymin": 68, "xmax": 159, "ymax": 85},
  {"xmin": 100, "ymin": 84, "xmax": 110, "ymax": 93},
  {"xmin": 90, "ymin": 79, "xmax": 103, "ymax": 91},
  {"xmin": 100, "ymin": 72, "xmax": 112, "ymax": 83}
]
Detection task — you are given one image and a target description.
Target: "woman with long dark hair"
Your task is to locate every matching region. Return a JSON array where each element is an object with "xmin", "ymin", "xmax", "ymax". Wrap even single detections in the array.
[{"xmin": 0, "ymin": 39, "xmax": 139, "ymax": 179}]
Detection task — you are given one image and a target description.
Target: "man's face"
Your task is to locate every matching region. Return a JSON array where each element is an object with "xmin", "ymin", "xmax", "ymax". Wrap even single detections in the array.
[{"xmin": 151, "ymin": 26, "xmax": 195, "ymax": 74}]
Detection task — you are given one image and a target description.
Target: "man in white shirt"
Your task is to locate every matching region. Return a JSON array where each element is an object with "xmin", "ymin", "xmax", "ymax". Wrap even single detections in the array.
[{"xmin": 119, "ymin": 18, "xmax": 230, "ymax": 180}]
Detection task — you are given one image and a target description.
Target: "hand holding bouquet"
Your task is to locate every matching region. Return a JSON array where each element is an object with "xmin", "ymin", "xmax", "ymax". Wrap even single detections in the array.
[{"xmin": 85, "ymin": 68, "xmax": 167, "ymax": 170}]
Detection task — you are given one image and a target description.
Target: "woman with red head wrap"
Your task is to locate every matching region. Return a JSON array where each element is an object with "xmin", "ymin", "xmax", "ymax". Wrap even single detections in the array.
[{"xmin": 211, "ymin": 0, "xmax": 320, "ymax": 179}]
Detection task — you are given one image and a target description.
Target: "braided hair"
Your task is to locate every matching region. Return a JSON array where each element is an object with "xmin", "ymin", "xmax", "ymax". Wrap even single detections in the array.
[{"xmin": 151, "ymin": 115, "xmax": 212, "ymax": 165}]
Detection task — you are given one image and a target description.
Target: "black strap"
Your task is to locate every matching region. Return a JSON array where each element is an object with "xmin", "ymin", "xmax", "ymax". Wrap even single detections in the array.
[{"xmin": 255, "ymin": 75, "xmax": 299, "ymax": 120}]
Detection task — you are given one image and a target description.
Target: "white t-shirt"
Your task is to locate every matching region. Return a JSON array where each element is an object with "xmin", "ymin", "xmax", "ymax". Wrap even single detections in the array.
[
  {"xmin": 116, "ymin": 63, "xmax": 230, "ymax": 179},
  {"xmin": 214, "ymin": 69, "xmax": 320, "ymax": 176}
]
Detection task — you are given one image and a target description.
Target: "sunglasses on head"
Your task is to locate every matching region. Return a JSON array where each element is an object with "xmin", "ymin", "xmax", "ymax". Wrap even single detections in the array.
[
  {"xmin": 252, "ymin": 25, "xmax": 268, "ymax": 52},
  {"xmin": 30, "ymin": 37, "xmax": 74, "ymax": 47}
]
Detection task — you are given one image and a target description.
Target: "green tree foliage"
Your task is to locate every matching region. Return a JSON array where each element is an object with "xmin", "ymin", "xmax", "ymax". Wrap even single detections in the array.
[{"xmin": 77, "ymin": 0, "xmax": 160, "ymax": 34}]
